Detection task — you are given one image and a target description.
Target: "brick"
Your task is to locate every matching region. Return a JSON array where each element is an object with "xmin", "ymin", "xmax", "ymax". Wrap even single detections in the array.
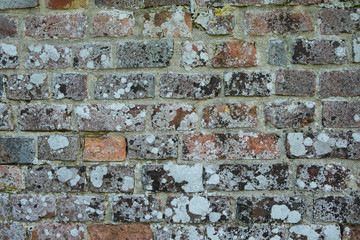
[
  {"xmin": 0, "ymin": 194, "xmax": 8, "ymax": 219},
  {"xmin": 75, "ymin": 104, "xmax": 146, "ymax": 132},
  {"xmin": 73, "ymin": 44, "xmax": 112, "ymax": 69},
  {"xmin": 0, "ymin": 138, "xmax": 35, "ymax": 164},
  {"xmin": 354, "ymin": 37, "xmax": 360, "ymax": 62},
  {"xmin": 323, "ymin": 101, "xmax": 360, "ymax": 128},
  {"xmin": 181, "ymin": 41, "xmax": 209, "ymax": 70},
  {"xmin": 32, "ymin": 223, "xmax": 86, "ymax": 240},
  {"xmin": 27, "ymin": 166, "xmax": 86, "ymax": 192},
  {"xmin": 89, "ymin": 166, "xmax": 134, "ymax": 192},
  {"xmin": 58, "ymin": 195, "xmax": 106, "ymax": 222},
  {"xmin": 116, "ymin": 40, "xmax": 173, "ymax": 68},
  {"xmin": 313, "ymin": 196, "xmax": 360, "ymax": 223},
  {"xmin": 202, "ymin": 103, "xmax": 257, "ymax": 128},
  {"xmin": 7, "ymin": 74, "xmax": 48, "ymax": 100},
  {"xmin": 0, "ymin": 224, "xmax": 26, "ymax": 239},
  {"xmin": 195, "ymin": 11, "xmax": 235, "ymax": 36},
  {"xmin": 268, "ymin": 39, "xmax": 287, "ymax": 66},
  {"xmin": 319, "ymin": 70, "xmax": 360, "ymax": 98},
  {"xmin": 143, "ymin": 8, "xmax": 192, "ymax": 38},
  {"xmin": 224, "ymin": 71, "xmax": 271, "ymax": 96},
  {"xmin": 320, "ymin": 8, "xmax": 360, "ymax": 35},
  {"xmin": 159, "ymin": 73, "xmax": 221, "ymax": 99},
  {"xmin": 25, "ymin": 13, "xmax": 86, "ymax": 39},
  {"xmin": 286, "ymin": 132, "xmax": 360, "ymax": 159},
  {"xmin": 26, "ymin": 44, "xmax": 71, "ymax": 69},
  {"xmin": 127, "ymin": 134, "xmax": 178, "ymax": 160},
  {"xmin": 0, "ymin": 104, "xmax": 13, "ymax": 130},
  {"xmin": 46, "ymin": 0, "xmax": 88, "ymax": 8},
  {"xmin": 52, "ymin": 73, "xmax": 87, "ymax": 100},
  {"xmin": 292, "ymin": 38, "xmax": 347, "ymax": 64},
  {"xmin": 0, "ymin": 43, "xmax": 18, "ymax": 69},
  {"xmin": 245, "ymin": 12, "xmax": 314, "ymax": 35},
  {"xmin": 0, "ymin": 0, "xmax": 38, "ymax": 9},
  {"xmin": 0, "ymin": 15, "xmax": 17, "ymax": 39},
  {"xmin": 343, "ymin": 225, "xmax": 360, "ymax": 240},
  {"xmin": 212, "ymin": 41, "xmax": 257, "ymax": 67},
  {"xmin": 196, "ymin": 0, "xmax": 263, "ymax": 6},
  {"xmin": 142, "ymin": 163, "xmax": 203, "ymax": 192},
  {"xmin": 151, "ymin": 103, "xmax": 198, "ymax": 131},
  {"xmin": 289, "ymin": 0, "xmax": 321, "ymax": 3},
  {"xmin": 144, "ymin": 0, "xmax": 190, "ymax": 6},
  {"xmin": 83, "ymin": 136, "xmax": 126, "ymax": 161},
  {"xmin": 296, "ymin": 164, "xmax": 350, "ymax": 191},
  {"xmin": 0, "ymin": 75, "xmax": 3, "ymax": 98},
  {"xmin": 10, "ymin": 195, "xmax": 56, "ymax": 221},
  {"xmin": 93, "ymin": 10, "xmax": 134, "ymax": 37},
  {"xmin": 0, "ymin": 166, "xmax": 23, "ymax": 191},
  {"xmin": 276, "ymin": 69, "xmax": 316, "ymax": 96},
  {"xmin": 88, "ymin": 224, "xmax": 153, "ymax": 240},
  {"xmin": 205, "ymin": 164, "xmax": 289, "ymax": 191},
  {"xmin": 95, "ymin": 73, "xmax": 155, "ymax": 100},
  {"xmin": 112, "ymin": 194, "xmax": 162, "ymax": 222},
  {"xmin": 237, "ymin": 196, "xmax": 306, "ymax": 223},
  {"xmin": 184, "ymin": 132, "xmax": 280, "ymax": 160},
  {"xmin": 288, "ymin": 225, "xmax": 341, "ymax": 239},
  {"xmin": 18, "ymin": 104, "xmax": 72, "ymax": 131},
  {"xmin": 156, "ymin": 226, "xmax": 203, "ymax": 240},
  {"xmin": 38, "ymin": 135, "xmax": 79, "ymax": 161},
  {"xmin": 165, "ymin": 196, "xmax": 231, "ymax": 223},
  {"xmin": 95, "ymin": 0, "xmax": 144, "ymax": 8}
]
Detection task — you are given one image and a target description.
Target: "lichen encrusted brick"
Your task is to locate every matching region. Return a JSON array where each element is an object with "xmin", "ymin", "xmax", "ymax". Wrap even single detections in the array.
[
  {"xmin": 320, "ymin": 8, "xmax": 360, "ymax": 35},
  {"xmin": 181, "ymin": 41, "xmax": 209, "ymax": 70},
  {"xmin": 38, "ymin": 135, "xmax": 79, "ymax": 161},
  {"xmin": 267, "ymin": 39, "xmax": 287, "ymax": 66},
  {"xmin": 88, "ymin": 224, "xmax": 153, "ymax": 240},
  {"xmin": 195, "ymin": 10, "xmax": 235, "ymax": 36},
  {"xmin": 93, "ymin": 10, "xmax": 134, "ymax": 37},
  {"xmin": 275, "ymin": 69, "xmax": 316, "ymax": 96},
  {"xmin": 145, "ymin": 0, "xmax": 190, "ymax": 6},
  {"xmin": 0, "ymin": 138, "xmax": 35, "ymax": 164},
  {"xmin": 354, "ymin": 37, "xmax": 360, "ymax": 63},
  {"xmin": 0, "ymin": 0, "xmax": 39, "ymax": 9},
  {"xmin": 0, "ymin": 224, "xmax": 27, "ymax": 240},
  {"xmin": 46, "ymin": 0, "xmax": 88, "ymax": 8},
  {"xmin": 322, "ymin": 101, "xmax": 360, "ymax": 128},
  {"xmin": 0, "ymin": 104, "xmax": 13, "ymax": 130},
  {"xmin": 73, "ymin": 44, "xmax": 112, "ymax": 69},
  {"xmin": 26, "ymin": 44, "xmax": 71, "ymax": 69},
  {"xmin": 83, "ymin": 136, "xmax": 126, "ymax": 161},
  {"xmin": 155, "ymin": 225, "xmax": 203, "ymax": 240},
  {"xmin": 52, "ymin": 73, "xmax": 88, "ymax": 100},
  {"xmin": 319, "ymin": 70, "xmax": 360, "ymax": 97},
  {"xmin": 196, "ymin": 0, "xmax": 263, "ymax": 6},
  {"xmin": 0, "ymin": 15, "xmax": 17, "ymax": 39},
  {"xmin": 343, "ymin": 225, "xmax": 360, "ymax": 240},
  {"xmin": 224, "ymin": 71, "xmax": 271, "ymax": 96},
  {"xmin": 288, "ymin": 225, "xmax": 341, "ymax": 239},
  {"xmin": 212, "ymin": 41, "xmax": 257, "ymax": 67},
  {"xmin": 95, "ymin": 0, "xmax": 144, "ymax": 8},
  {"xmin": 0, "ymin": 43, "xmax": 18, "ymax": 69},
  {"xmin": 32, "ymin": 223, "xmax": 86, "ymax": 240},
  {"xmin": 0, "ymin": 166, "xmax": 23, "ymax": 191},
  {"xmin": 0, "ymin": 193, "xmax": 8, "ymax": 219},
  {"xmin": 7, "ymin": 74, "xmax": 48, "ymax": 100}
]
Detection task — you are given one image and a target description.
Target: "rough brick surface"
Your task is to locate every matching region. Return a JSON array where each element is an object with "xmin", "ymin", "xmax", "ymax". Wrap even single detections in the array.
[
  {"xmin": 38, "ymin": 135, "xmax": 79, "ymax": 161},
  {"xmin": 343, "ymin": 225, "xmax": 360, "ymax": 240},
  {"xmin": 73, "ymin": 44, "xmax": 111, "ymax": 69},
  {"xmin": 196, "ymin": 11, "xmax": 235, "ymax": 36},
  {"xmin": 46, "ymin": 0, "xmax": 88, "ymax": 8},
  {"xmin": 0, "ymin": 15, "xmax": 17, "ymax": 39},
  {"xmin": 145, "ymin": 0, "xmax": 190, "ymax": 6},
  {"xmin": 95, "ymin": 0, "xmax": 143, "ymax": 8},
  {"xmin": 0, "ymin": 166, "xmax": 23, "ymax": 191},
  {"xmin": 319, "ymin": 70, "xmax": 360, "ymax": 98},
  {"xmin": 224, "ymin": 71, "xmax": 271, "ymax": 96},
  {"xmin": 93, "ymin": 10, "xmax": 134, "ymax": 37},
  {"xmin": 0, "ymin": 104, "xmax": 13, "ymax": 130},
  {"xmin": 0, "ymin": 224, "xmax": 27, "ymax": 240},
  {"xmin": 0, "ymin": 75, "xmax": 3, "ymax": 98},
  {"xmin": 288, "ymin": 225, "xmax": 341, "ymax": 239},
  {"xmin": 83, "ymin": 136, "xmax": 126, "ymax": 161},
  {"xmin": 181, "ymin": 41, "xmax": 209, "ymax": 70},
  {"xmin": 32, "ymin": 223, "xmax": 86, "ymax": 240},
  {"xmin": 156, "ymin": 225, "xmax": 203, "ymax": 240},
  {"xmin": 276, "ymin": 69, "xmax": 316, "ymax": 96},
  {"xmin": 0, "ymin": 138, "xmax": 35, "ymax": 164},
  {"xmin": 320, "ymin": 8, "xmax": 360, "ymax": 35},
  {"xmin": 0, "ymin": 43, "xmax": 18, "ymax": 69},
  {"xmin": 52, "ymin": 73, "xmax": 87, "ymax": 100},
  {"xmin": 26, "ymin": 44, "xmax": 71, "ymax": 69},
  {"xmin": 268, "ymin": 39, "xmax": 287, "ymax": 66},
  {"xmin": 0, "ymin": 193, "xmax": 8, "ymax": 219},
  {"xmin": 354, "ymin": 37, "xmax": 360, "ymax": 63},
  {"xmin": 88, "ymin": 224, "xmax": 154, "ymax": 240},
  {"xmin": 196, "ymin": 0, "xmax": 263, "ymax": 6},
  {"xmin": 7, "ymin": 74, "xmax": 48, "ymax": 100},
  {"xmin": 323, "ymin": 101, "xmax": 360, "ymax": 128},
  {"xmin": 0, "ymin": 0, "xmax": 38, "ymax": 9},
  {"xmin": 212, "ymin": 41, "xmax": 257, "ymax": 67}
]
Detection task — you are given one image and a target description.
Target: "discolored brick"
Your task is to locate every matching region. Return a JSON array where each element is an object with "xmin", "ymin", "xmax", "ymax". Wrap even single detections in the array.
[
  {"xmin": 0, "ymin": 43, "xmax": 18, "ymax": 69},
  {"xmin": 288, "ymin": 225, "xmax": 341, "ymax": 239},
  {"xmin": 183, "ymin": 132, "xmax": 280, "ymax": 160},
  {"xmin": 127, "ymin": 134, "xmax": 178, "ymax": 160},
  {"xmin": 224, "ymin": 71, "xmax": 271, "ymax": 96},
  {"xmin": 159, "ymin": 73, "xmax": 221, "ymax": 99},
  {"xmin": 320, "ymin": 8, "xmax": 360, "ymax": 35},
  {"xmin": 18, "ymin": 104, "xmax": 72, "ymax": 131},
  {"xmin": 93, "ymin": 10, "xmax": 134, "ymax": 37},
  {"xmin": 156, "ymin": 225, "xmax": 204, "ymax": 240},
  {"xmin": 181, "ymin": 41, "xmax": 209, "ymax": 70},
  {"xmin": 26, "ymin": 44, "xmax": 71, "ymax": 69},
  {"xmin": 112, "ymin": 194, "xmax": 162, "ymax": 222},
  {"xmin": 144, "ymin": 0, "xmax": 190, "ymax": 6},
  {"xmin": 151, "ymin": 103, "xmax": 198, "ymax": 131},
  {"xmin": 268, "ymin": 39, "xmax": 287, "ymax": 66},
  {"xmin": 58, "ymin": 195, "xmax": 106, "ymax": 222},
  {"xmin": 32, "ymin": 223, "xmax": 86, "ymax": 240},
  {"xmin": 75, "ymin": 104, "xmax": 146, "ymax": 132},
  {"xmin": 0, "ymin": 15, "xmax": 17, "ymax": 39},
  {"xmin": 165, "ymin": 195, "xmax": 231, "ymax": 223},
  {"xmin": 276, "ymin": 69, "xmax": 316, "ymax": 96},
  {"xmin": 52, "ymin": 73, "xmax": 87, "ymax": 100},
  {"xmin": 95, "ymin": 73, "xmax": 155, "ymax": 100},
  {"xmin": 196, "ymin": 0, "xmax": 263, "ymax": 6},
  {"xmin": 25, "ymin": 13, "xmax": 86, "ymax": 39},
  {"xmin": 343, "ymin": 225, "xmax": 360, "ymax": 240},
  {"xmin": 7, "ymin": 74, "xmax": 48, "ymax": 100},
  {"xmin": 83, "ymin": 136, "xmax": 126, "ymax": 161},
  {"xmin": 89, "ymin": 165, "xmax": 134, "ymax": 192},
  {"xmin": 354, "ymin": 37, "xmax": 360, "ymax": 62},
  {"xmin": 73, "ymin": 44, "xmax": 112, "ymax": 69},
  {"xmin": 212, "ymin": 41, "xmax": 257, "ymax": 67},
  {"xmin": 95, "ymin": 0, "xmax": 144, "ymax": 8},
  {"xmin": 0, "ymin": 194, "xmax": 8, "ymax": 219},
  {"xmin": 38, "ymin": 135, "xmax": 79, "ymax": 161},
  {"xmin": 0, "ymin": 166, "xmax": 23, "ymax": 191},
  {"xmin": 0, "ymin": 224, "xmax": 26, "ymax": 239},
  {"xmin": 0, "ymin": 104, "xmax": 13, "ymax": 130},
  {"xmin": 0, "ymin": 75, "xmax": 3, "ymax": 98},
  {"xmin": 196, "ymin": 10, "xmax": 235, "ymax": 36},
  {"xmin": 0, "ymin": 0, "xmax": 39, "ymax": 9},
  {"xmin": 89, "ymin": 224, "xmax": 153, "ymax": 240},
  {"xmin": 319, "ymin": 70, "xmax": 360, "ymax": 97},
  {"xmin": 0, "ymin": 138, "xmax": 35, "ymax": 164},
  {"xmin": 323, "ymin": 101, "xmax": 360, "ymax": 128},
  {"xmin": 46, "ymin": 0, "xmax": 88, "ymax": 8}
]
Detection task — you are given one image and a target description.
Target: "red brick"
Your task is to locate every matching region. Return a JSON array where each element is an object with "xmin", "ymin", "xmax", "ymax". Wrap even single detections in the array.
[
  {"xmin": 181, "ymin": 41, "xmax": 209, "ymax": 70},
  {"xmin": 38, "ymin": 135, "xmax": 79, "ymax": 161},
  {"xmin": 7, "ymin": 74, "xmax": 49, "ymax": 100},
  {"xmin": 276, "ymin": 69, "xmax": 316, "ymax": 96},
  {"xmin": 0, "ymin": 104, "xmax": 13, "ymax": 130},
  {"xmin": 0, "ymin": 224, "xmax": 27, "ymax": 240},
  {"xmin": 93, "ymin": 10, "xmax": 134, "ymax": 37},
  {"xmin": 89, "ymin": 166, "xmax": 134, "ymax": 192},
  {"xmin": 212, "ymin": 41, "xmax": 257, "ymax": 67},
  {"xmin": 0, "ymin": 15, "xmax": 17, "ymax": 39},
  {"xmin": 196, "ymin": 0, "xmax": 263, "ymax": 6},
  {"xmin": 323, "ymin": 101, "xmax": 360, "ymax": 128},
  {"xmin": 84, "ymin": 136, "xmax": 126, "ymax": 161},
  {"xmin": 144, "ymin": 0, "xmax": 190, "ymax": 6},
  {"xmin": 32, "ymin": 223, "xmax": 86, "ymax": 240},
  {"xmin": 195, "ymin": 11, "xmax": 235, "ymax": 35},
  {"xmin": 52, "ymin": 73, "xmax": 87, "ymax": 100},
  {"xmin": 320, "ymin": 8, "xmax": 360, "ymax": 35},
  {"xmin": 0, "ymin": 166, "xmax": 23, "ymax": 191},
  {"xmin": 26, "ymin": 44, "xmax": 71, "ymax": 69},
  {"xmin": 319, "ymin": 70, "xmax": 360, "ymax": 98},
  {"xmin": 73, "ymin": 44, "xmax": 112, "ymax": 69},
  {"xmin": 95, "ymin": 0, "xmax": 143, "ymax": 8},
  {"xmin": 245, "ymin": 11, "xmax": 314, "ymax": 35},
  {"xmin": 343, "ymin": 225, "xmax": 360, "ymax": 240},
  {"xmin": 88, "ymin": 224, "xmax": 153, "ymax": 240},
  {"xmin": 46, "ymin": 0, "xmax": 88, "ymax": 8}
]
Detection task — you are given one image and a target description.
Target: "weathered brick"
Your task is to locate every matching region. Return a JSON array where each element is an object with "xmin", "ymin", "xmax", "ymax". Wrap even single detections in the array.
[
  {"xmin": 292, "ymin": 38, "xmax": 347, "ymax": 64},
  {"xmin": 151, "ymin": 104, "xmax": 198, "ymax": 131},
  {"xmin": 343, "ymin": 225, "xmax": 360, "ymax": 240},
  {"xmin": 32, "ymin": 223, "xmax": 86, "ymax": 240},
  {"xmin": 0, "ymin": 75, "xmax": 3, "ymax": 98},
  {"xmin": 95, "ymin": 73, "xmax": 155, "ymax": 100},
  {"xmin": 88, "ymin": 224, "xmax": 153, "ymax": 240},
  {"xmin": 26, "ymin": 44, "xmax": 71, "ymax": 69},
  {"xmin": 0, "ymin": 224, "xmax": 26, "ymax": 239},
  {"xmin": 276, "ymin": 69, "xmax": 316, "ymax": 96},
  {"xmin": 27, "ymin": 166, "xmax": 86, "ymax": 192},
  {"xmin": 18, "ymin": 104, "xmax": 72, "ymax": 131},
  {"xmin": 127, "ymin": 134, "xmax": 178, "ymax": 160},
  {"xmin": 224, "ymin": 71, "xmax": 271, "ymax": 96},
  {"xmin": 144, "ymin": 8, "xmax": 192, "ymax": 38},
  {"xmin": 142, "ymin": 163, "xmax": 203, "ymax": 192},
  {"xmin": 0, "ymin": 0, "xmax": 38, "ymax": 9},
  {"xmin": 10, "ymin": 195, "xmax": 56, "ymax": 221},
  {"xmin": 237, "ymin": 196, "xmax": 306, "ymax": 223},
  {"xmin": 95, "ymin": 0, "xmax": 144, "ymax": 8},
  {"xmin": 93, "ymin": 10, "xmax": 134, "ymax": 37},
  {"xmin": 116, "ymin": 40, "xmax": 173, "ymax": 68},
  {"xmin": 83, "ymin": 136, "xmax": 126, "ymax": 161},
  {"xmin": 313, "ymin": 196, "xmax": 360, "ymax": 223},
  {"xmin": 73, "ymin": 44, "xmax": 112, "ymax": 69},
  {"xmin": 0, "ymin": 15, "xmax": 17, "ymax": 39},
  {"xmin": 52, "ymin": 73, "xmax": 87, "ymax": 100},
  {"xmin": 159, "ymin": 73, "xmax": 221, "ymax": 99},
  {"xmin": 296, "ymin": 164, "xmax": 350, "ymax": 191},
  {"xmin": 25, "ymin": 13, "xmax": 86, "ymax": 39},
  {"xmin": 75, "ymin": 104, "xmax": 146, "ymax": 132},
  {"xmin": 0, "ymin": 166, "xmax": 23, "ymax": 191},
  {"xmin": 165, "ymin": 196, "xmax": 231, "ymax": 223},
  {"xmin": 183, "ymin": 132, "xmax": 280, "ymax": 160},
  {"xmin": 58, "ymin": 195, "xmax": 106, "ymax": 222},
  {"xmin": 205, "ymin": 164, "xmax": 289, "ymax": 191},
  {"xmin": 354, "ymin": 37, "xmax": 360, "ymax": 62},
  {"xmin": 212, "ymin": 41, "xmax": 257, "ymax": 67},
  {"xmin": 323, "ymin": 101, "xmax": 360, "ymax": 128},
  {"xmin": 144, "ymin": 0, "xmax": 190, "ymax": 6},
  {"xmin": 319, "ymin": 70, "xmax": 360, "ymax": 97},
  {"xmin": 38, "ymin": 135, "xmax": 79, "ymax": 161},
  {"xmin": 0, "ymin": 43, "xmax": 18, "ymax": 69},
  {"xmin": 0, "ymin": 138, "xmax": 35, "ymax": 164},
  {"xmin": 286, "ymin": 132, "xmax": 360, "ymax": 159},
  {"xmin": 181, "ymin": 41, "xmax": 209, "ymax": 70},
  {"xmin": 7, "ymin": 74, "xmax": 48, "ymax": 100},
  {"xmin": 268, "ymin": 39, "xmax": 287, "ymax": 66},
  {"xmin": 202, "ymin": 103, "xmax": 257, "ymax": 128},
  {"xmin": 288, "ymin": 225, "xmax": 341, "ymax": 239},
  {"xmin": 112, "ymin": 194, "xmax": 162, "ymax": 222},
  {"xmin": 196, "ymin": 0, "xmax": 263, "ymax": 6},
  {"xmin": 0, "ymin": 194, "xmax": 8, "ymax": 219},
  {"xmin": 196, "ymin": 11, "xmax": 235, "ymax": 35},
  {"xmin": 0, "ymin": 104, "xmax": 13, "ymax": 130},
  {"xmin": 156, "ymin": 225, "xmax": 203, "ymax": 240},
  {"xmin": 320, "ymin": 8, "xmax": 360, "ymax": 35},
  {"xmin": 46, "ymin": 0, "xmax": 88, "ymax": 8},
  {"xmin": 89, "ymin": 166, "xmax": 134, "ymax": 192}
]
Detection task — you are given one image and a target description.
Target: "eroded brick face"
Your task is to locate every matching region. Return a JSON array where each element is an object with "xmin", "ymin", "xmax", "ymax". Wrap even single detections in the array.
[
  {"xmin": 52, "ymin": 73, "xmax": 87, "ymax": 100},
  {"xmin": 323, "ymin": 101, "xmax": 360, "ymax": 128},
  {"xmin": 212, "ymin": 41, "xmax": 257, "ymax": 67},
  {"xmin": 0, "ymin": 138, "xmax": 35, "ymax": 164},
  {"xmin": 7, "ymin": 74, "xmax": 49, "ymax": 100},
  {"xmin": 319, "ymin": 70, "xmax": 360, "ymax": 97},
  {"xmin": 0, "ymin": 15, "xmax": 17, "ymax": 39},
  {"xmin": 46, "ymin": 0, "xmax": 88, "ymax": 8},
  {"xmin": 0, "ymin": 166, "xmax": 23, "ymax": 191},
  {"xmin": 224, "ymin": 71, "xmax": 271, "ymax": 96},
  {"xmin": 0, "ymin": 104, "xmax": 13, "ymax": 130},
  {"xmin": 275, "ymin": 69, "xmax": 316, "ymax": 96},
  {"xmin": 320, "ymin": 8, "xmax": 360, "ymax": 35},
  {"xmin": 93, "ymin": 10, "xmax": 134, "ymax": 37}
]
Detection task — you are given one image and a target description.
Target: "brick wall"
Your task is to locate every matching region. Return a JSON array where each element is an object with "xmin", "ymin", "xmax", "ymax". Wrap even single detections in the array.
[{"xmin": 0, "ymin": 0, "xmax": 360, "ymax": 239}]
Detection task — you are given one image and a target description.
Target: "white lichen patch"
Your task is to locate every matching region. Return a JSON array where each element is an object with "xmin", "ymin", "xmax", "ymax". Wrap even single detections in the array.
[
  {"xmin": 181, "ymin": 41, "xmax": 209, "ymax": 70},
  {"xmin": 287, "ymin": 133, "xmax": 306, "ymax": 157},
  {"xmin": 271, "ymin": 205, "xmax": 301, "ymax": 223},
  {"xmin": 47, "ymin": 135, "xmax": 69, "ymax": 152},
  {"xmin": 1, "ymin": 43, "xmax": 17, "ymax": 56},
  {"xmin": 90, "ymin": 166, "xmax": 108, "ymax": 188},
  {"xmin": 56, "ymin": 167, "xmax": 80, "ymax": 186},
  {"xmin": 164, "ymin": 163, "xmax": 203, "ymax": 192}
]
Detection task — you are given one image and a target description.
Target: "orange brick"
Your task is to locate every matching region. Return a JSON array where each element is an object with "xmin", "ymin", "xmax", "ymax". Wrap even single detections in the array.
[
  {"xmin": 212, "ymin": 41, "xmax": 257, "ymax": 67},
  {"xmin": 46, "ymin": 0, "xmax": 88, "ymax": 8},
  {"xmin": 88, "ymin": 224, "xmax": 153, "ymax": 240},
  {"xmin": 83, "ymin": 136, "xmax": 126, "ymax": 161}
]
